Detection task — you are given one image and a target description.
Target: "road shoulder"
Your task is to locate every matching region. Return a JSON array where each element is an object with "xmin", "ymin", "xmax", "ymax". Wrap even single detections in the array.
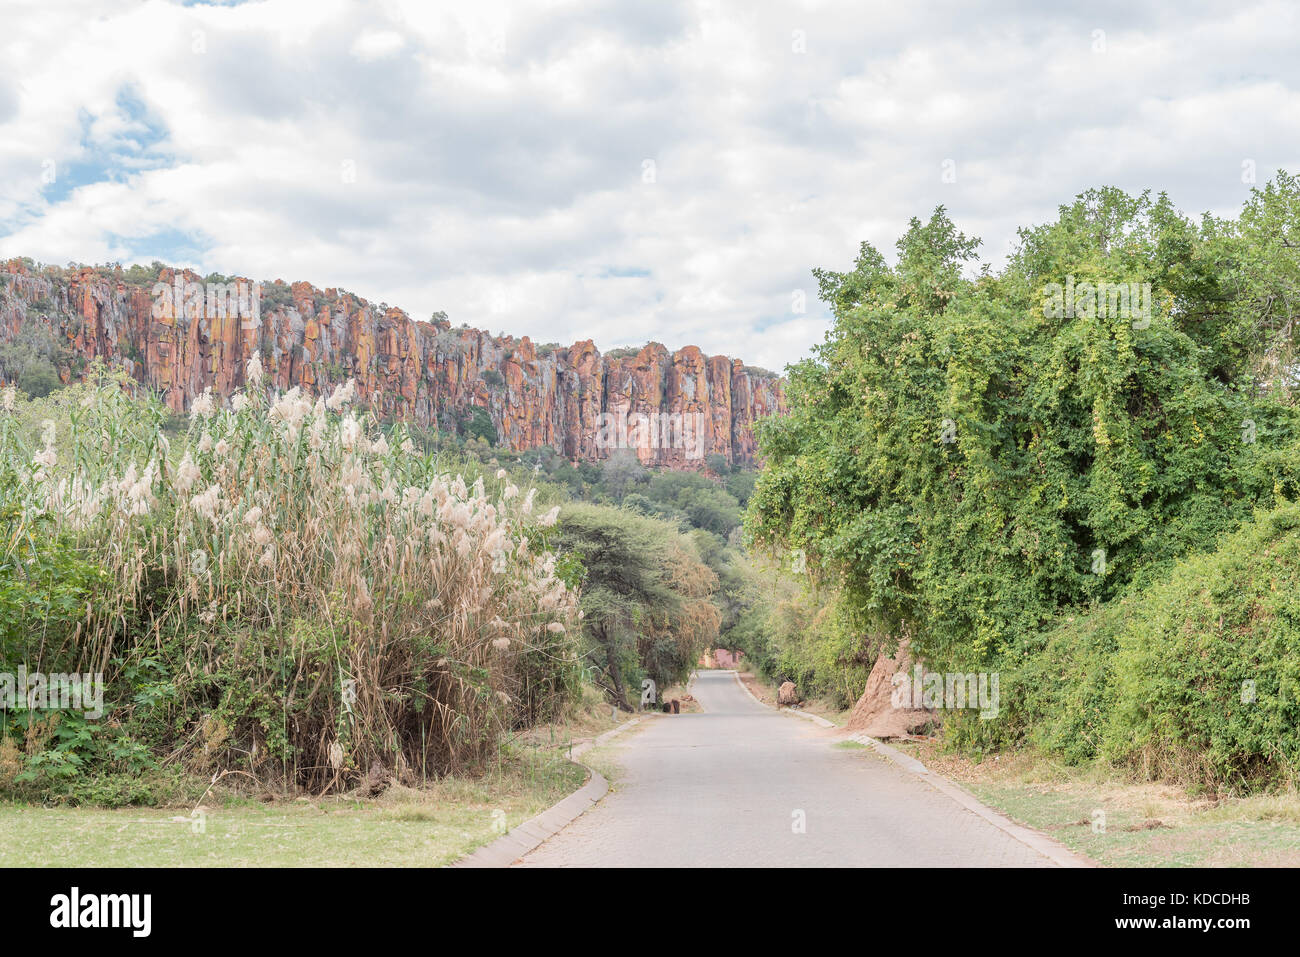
[
  {"xmin": 727, "ymin": 669, "xmax": 1095, "ymax": 868},
  {"xmin": 452, "ymin": 714, "xmax": 651, "ymax": 868}
]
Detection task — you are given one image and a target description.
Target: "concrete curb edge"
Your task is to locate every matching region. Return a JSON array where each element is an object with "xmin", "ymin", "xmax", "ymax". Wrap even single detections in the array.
[{"xmin": 449, "ymin": 713, "xmax": 650, "ymax": 868}]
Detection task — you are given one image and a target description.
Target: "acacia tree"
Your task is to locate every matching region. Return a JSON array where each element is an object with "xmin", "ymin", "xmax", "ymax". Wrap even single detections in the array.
[
  {"xmin": 554, "ymin": 502, "xmax": 718, "ymax": 707},
  {"xmin": 599, "ymin": 449, "xmax": 647, "ymax": 502}
]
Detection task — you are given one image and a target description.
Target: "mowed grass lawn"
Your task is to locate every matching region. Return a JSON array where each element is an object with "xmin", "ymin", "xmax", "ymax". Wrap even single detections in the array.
[{"xmin": 0, "ymin": 752, "xmax": 585, "ymax": 867}]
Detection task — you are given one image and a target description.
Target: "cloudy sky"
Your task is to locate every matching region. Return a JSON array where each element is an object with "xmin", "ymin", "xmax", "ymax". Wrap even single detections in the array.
[{"xmin": 1, "ymin": 0, "xmax": 1296, "ymax": 372}]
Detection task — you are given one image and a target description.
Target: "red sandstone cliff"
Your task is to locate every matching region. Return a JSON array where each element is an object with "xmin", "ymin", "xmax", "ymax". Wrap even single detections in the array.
[{"xmin": 0, "ymin": 260, "xmax": 785, "ymax": 468}]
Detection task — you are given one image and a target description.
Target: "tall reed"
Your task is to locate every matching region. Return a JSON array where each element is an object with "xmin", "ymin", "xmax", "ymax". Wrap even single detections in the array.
[{"xmin": 1, "ymin": 362, "xmax": 580, "ymax": 791}]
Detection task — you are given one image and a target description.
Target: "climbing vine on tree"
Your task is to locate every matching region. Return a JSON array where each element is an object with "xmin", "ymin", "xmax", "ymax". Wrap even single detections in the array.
[{"xmin": 748, "ymin": 178, "xmax": 1300, "ymax": 670}]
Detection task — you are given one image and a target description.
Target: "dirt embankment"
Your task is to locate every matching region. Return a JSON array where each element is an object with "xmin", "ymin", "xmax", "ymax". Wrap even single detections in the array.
[{"xmin": 845, "ymin": 640, "xmax": 936, "ymax": 739}]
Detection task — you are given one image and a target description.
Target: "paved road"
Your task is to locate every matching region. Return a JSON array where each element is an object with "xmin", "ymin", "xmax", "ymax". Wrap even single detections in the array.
[{"xmin": 518, "ymin": 670, "xmax": 1057, "ymax": 867}]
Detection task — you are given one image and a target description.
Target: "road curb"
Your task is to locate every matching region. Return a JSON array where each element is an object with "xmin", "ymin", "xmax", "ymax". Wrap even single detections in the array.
[
  {"xmin": 450, "ymin": 714, "xmax": 650, "ymax": 868},
  {"xmin": 729, "ymin": 670, "xmax": 1095, "ymax": 868},
  {"xmin": 846, "ymin": 733, "xmax": 1096, "ymax": 868}
]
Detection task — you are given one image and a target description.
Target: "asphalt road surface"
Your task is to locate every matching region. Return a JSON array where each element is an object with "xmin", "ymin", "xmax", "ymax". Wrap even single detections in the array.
[{"xmin": 517, "ymin": 670, "xmax": 1058, "ymax": 867}]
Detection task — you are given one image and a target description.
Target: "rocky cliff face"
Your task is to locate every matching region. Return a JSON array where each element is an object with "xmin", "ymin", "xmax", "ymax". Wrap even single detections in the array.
[{"xmin": 0, "ymin": 260, "xmax": 785, "ymax": 468}]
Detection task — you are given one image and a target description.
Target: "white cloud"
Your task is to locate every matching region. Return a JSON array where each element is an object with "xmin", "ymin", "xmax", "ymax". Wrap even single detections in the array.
[
  {"xmin": 0, "ymin": 0, "xmax": 1297, "ymax": 373},
  {"xmin": 350, "ymin": 30, "xmax": 406, "ymax": 61}
]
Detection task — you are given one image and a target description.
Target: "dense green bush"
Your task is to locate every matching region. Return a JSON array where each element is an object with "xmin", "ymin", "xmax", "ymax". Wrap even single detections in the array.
[
  {"xmin": 0, "ymin": 500, "xmax": 166, "ymax": 803},
  {"xmin": 1105, "ymin": 504, "xmax": 1300, "ymax": 790},
  {"xmin": 456, "ymin": 405, "xmax": 498, "ymax": 445},
  {"xmin": 0, "ymin": 322, "xmax": 70, "ymax": 399},
  {"xmin": 947, "ymin": 601, "xmax": 1124, "ymax": 764},
  {"xmin": 957, "ymin": 504, "xmax": 1300, "ymax": 792}
]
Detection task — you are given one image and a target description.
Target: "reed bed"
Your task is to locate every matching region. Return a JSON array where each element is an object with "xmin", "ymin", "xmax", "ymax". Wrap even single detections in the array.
[{"xmin": 0, "ymin": 362, "xmax": 581, "ymax": 793}]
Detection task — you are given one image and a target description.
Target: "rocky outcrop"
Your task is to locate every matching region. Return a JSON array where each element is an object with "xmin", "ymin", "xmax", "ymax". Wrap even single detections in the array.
[{"xmin": 0, "ymin": 260, "xmax": 785, "ymax": 468}]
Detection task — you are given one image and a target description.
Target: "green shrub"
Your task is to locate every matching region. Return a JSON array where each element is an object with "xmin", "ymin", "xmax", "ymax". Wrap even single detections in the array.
[
  {"xmin": 17, "ymin": 361, "xmax": 61, "ymax": 399},
  {"xmin": 458, "ymin": 405, "xmax": 498, "ymax": 445},
  {"xmin": 949, "ymin": 601, "xmax": 1123, "ymax": 764},
  {"xmin": 961, "ymin": 503, "xmax": 1300, "ymax": 793},
  {"xmin": 1102, "ymin": 503, "xmax": 1300, "ymax": 791}
]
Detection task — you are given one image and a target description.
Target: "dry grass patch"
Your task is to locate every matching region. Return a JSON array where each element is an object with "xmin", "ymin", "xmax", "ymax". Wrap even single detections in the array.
[{"xmin": 889, "ymin": 740, "xmax": 1300, "ymax": 867}]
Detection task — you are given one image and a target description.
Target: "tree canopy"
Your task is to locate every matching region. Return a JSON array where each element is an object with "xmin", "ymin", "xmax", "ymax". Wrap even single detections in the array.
[{"xmin": 749, "ymin": 178, "xmax": 1300, "ymax": 668}]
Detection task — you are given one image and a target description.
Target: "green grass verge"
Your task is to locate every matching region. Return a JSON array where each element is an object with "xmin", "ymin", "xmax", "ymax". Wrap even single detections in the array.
[{"xmin": 0, "ymin": 751, "xmax": 585, "ymax": 867}]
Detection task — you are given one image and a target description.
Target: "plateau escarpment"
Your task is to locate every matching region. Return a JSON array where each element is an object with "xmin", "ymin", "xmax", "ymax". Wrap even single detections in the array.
[{"xmin": 0, "ymin": 260, "xmax": 785, "ymax": 468}]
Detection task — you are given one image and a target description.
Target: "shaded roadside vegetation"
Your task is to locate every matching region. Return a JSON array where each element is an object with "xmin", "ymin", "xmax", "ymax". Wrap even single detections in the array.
[
  {"xmin": 747, "ymin": 173, "xmax": 1300, "ymax": 795},
  {"xmin": 420, "ymin": 435, "xmax": 823, "ymax": 715}
]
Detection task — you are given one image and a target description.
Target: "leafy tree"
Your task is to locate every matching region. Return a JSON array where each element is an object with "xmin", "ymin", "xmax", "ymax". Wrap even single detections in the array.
[
  {"xmin": 724, "ymin": 469, "xmax": 758, "ymax": 507},
  {"xmin": 554, "ymin": 504, "xmax": 718, "ymax": 707},
  {"xmin": 749, "ymin": 182, "xmax": 1300, "ymax": 673},
  {"xmin": 453, "ymin": 405, "xmax": 497, "ymax": 445},
  {"xmin": 599, "ymin": 449, "xmax": 647, "ymax": 501},
  {"xmin": 641, "ymin": 471, "xmax": 743, "ymax": 536},
  {"xmin": 705, "ymin": 453, "xmax": 731, "ymax": 475},
  {"xmin": 0, "ymin": 323, "xmax": 68, "ymax": 399}
]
